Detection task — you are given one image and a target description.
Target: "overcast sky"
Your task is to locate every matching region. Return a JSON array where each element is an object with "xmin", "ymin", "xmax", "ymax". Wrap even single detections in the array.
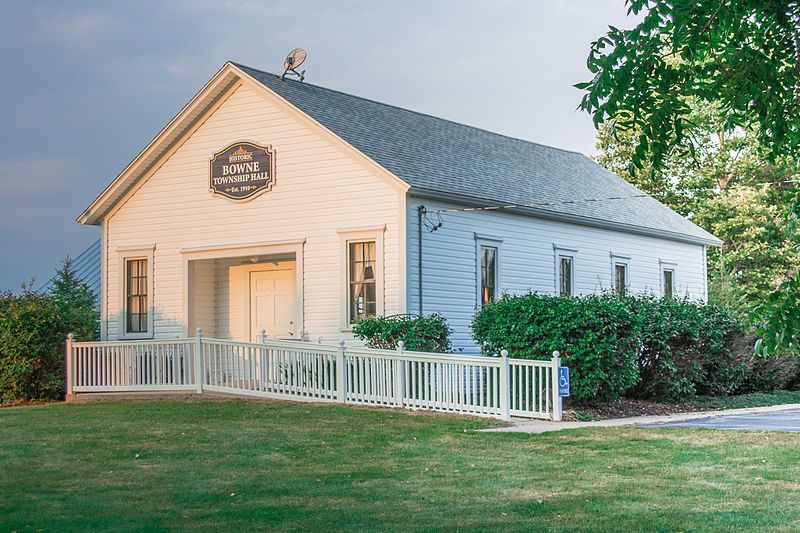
[{"xmin": 0, "ymin": 0, "xmax": 639, "ymax": 292}]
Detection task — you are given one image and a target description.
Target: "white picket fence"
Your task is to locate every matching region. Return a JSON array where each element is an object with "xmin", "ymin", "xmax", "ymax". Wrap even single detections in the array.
[{"xmin": 66, "ymin": 332, "xmax": 563, "ymax": 421}]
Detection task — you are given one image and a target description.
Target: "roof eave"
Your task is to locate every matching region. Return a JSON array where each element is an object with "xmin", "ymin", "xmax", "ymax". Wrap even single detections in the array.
[{"xmin": 409, "ymin": 187, "xmax": 723, "ymax": 247}]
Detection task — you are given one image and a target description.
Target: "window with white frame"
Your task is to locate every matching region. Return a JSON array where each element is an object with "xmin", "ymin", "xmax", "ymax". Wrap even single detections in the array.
[
  {"xmin": 339, "ymin": 227, "xmax": 384, "ymax": 328},
  {"xmin": 480, "ymin": 245, "xmax": 497, "ymax": 306},
  {"xmin": 126, "ymin": 258, "xmax": 148, "ymax": 333},
  {"xmin": 661, "ymin": 262, "xmax": 676, "ymax": 298},
  {"xmin": 348, "ymin": 240, "xmax": 377, "ymax": 323},
  {"xmin": 611, "ymin": 255, "xmax": 629, "ymax": 294},
  {"xmin": 118, "ymin": 246, "xmax": 154, "ymax": 338},
  {"xmin": 554, "ymin": 246, "xmax": 577, "ymax": 296},
  {"xmin": 476, "ymin": 235, "xmax": 502, "ymax": 307}
]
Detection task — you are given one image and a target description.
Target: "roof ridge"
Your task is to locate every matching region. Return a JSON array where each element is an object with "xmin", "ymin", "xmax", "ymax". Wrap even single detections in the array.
[{"xmin": 231, "ymin": 61, "xmax": 585, "ymax": 157}]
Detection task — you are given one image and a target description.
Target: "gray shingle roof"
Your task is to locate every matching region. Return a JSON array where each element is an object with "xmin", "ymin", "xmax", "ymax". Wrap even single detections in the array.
[{"xmin": 236, "ymin": 63, "xmax": 720, "ymax": 245}]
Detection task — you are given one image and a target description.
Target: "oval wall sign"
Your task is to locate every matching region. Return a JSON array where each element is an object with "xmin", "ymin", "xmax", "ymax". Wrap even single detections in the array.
[{"xmin": 209, "ymin": 142, "xmax": 275, "ymax": 200}]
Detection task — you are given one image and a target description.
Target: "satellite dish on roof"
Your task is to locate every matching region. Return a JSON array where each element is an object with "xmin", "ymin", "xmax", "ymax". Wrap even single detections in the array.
[{"xmin": 281, "ymin": 48, "xmax": 307, "ymax": 81}]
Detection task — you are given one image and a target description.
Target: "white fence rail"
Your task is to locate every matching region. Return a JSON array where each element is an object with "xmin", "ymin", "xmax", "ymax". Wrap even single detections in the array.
[
  {"xmin": 67, "ymin": 335, "xmax": 196, "ymax": 392},
  {"xmin": 66, "ymin": 332, "xmax": 564, "ymax": 421}
]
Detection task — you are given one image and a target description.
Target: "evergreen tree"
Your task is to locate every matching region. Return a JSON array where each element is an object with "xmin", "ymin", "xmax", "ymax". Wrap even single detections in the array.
[{"xmin": 50, "ymin": 257, "xmax": 99, "ymax": 341}]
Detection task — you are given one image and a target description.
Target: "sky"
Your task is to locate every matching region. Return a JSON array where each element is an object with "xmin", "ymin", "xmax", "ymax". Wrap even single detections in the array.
[{"xmin": 0, "ymin": 0, "xmax": 640, "ymax": 292}]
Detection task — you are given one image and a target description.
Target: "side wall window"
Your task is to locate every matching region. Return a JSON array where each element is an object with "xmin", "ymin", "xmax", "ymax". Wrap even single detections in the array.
[
  {"xmin": 660, "ymin": 261, "xmax": 677, "ymax": 298},
  {"xmin": 480, "ymin": 246, "xmax": 497, "ymax": 306},
  {"xmin": 611, "ymin": 254, "xmax": 630, "ymax": 294},
  {"xmin": 662, "ymin": 269, "xmax": 674, "ymax": 298},
  {"xmin": 126, "ymin": 258, "xmax": 148, "ymax": 334},
  {"xmin": 348, "ymin": 241, "xmax": 377, "ymax": 323},
  {"xmin": 559, "ymin": 256, "xmax": 574, "ymax": 296},
  {"xmin": 118, "ymin": 246, "xmax": 154, "ymax": 339},
  {"xmin": 476, "ymin": 235, "xmax": 502, "ymax": 308},
  {"xmin": 554, "ymin": 246, "xmax": 577, "ymax": 297},
  {"xmin": 338, "ymin": 227, "xmax": 385, "ymax": 329}
]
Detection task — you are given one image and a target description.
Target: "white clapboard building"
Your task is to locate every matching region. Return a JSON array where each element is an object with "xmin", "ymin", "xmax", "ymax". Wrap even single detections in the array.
[{"xmin": 77, "ymin": 61, "xmax": 720, "ymax": 353}]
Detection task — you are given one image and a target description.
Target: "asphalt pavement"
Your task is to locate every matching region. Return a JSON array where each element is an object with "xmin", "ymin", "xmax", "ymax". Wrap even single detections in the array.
[{"xmin": 646, "ymin": 408, "xmax": 800, "ymax": 432}]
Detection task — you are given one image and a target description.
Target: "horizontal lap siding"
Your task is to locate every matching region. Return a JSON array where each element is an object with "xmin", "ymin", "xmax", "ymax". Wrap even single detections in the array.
[
  {"xmin": 190, "ymin": 259, "xmax": 217, "ymax": 337},
  {"xmin": 407, "ymin": 197, "xmax": 708, "ymax": 354},
  {"xmin": 106, "ymin": 83, "xmax": 402, "ymax": 340}
]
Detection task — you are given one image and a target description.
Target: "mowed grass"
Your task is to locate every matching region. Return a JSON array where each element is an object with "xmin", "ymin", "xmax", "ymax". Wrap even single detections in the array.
[
  {"xmin": 690, "ymin": 390, "xmax": 800, "ymax": 410},
  {"xmin": 3, "ymin": 402, "xmax": 800, "ymax": 532}
]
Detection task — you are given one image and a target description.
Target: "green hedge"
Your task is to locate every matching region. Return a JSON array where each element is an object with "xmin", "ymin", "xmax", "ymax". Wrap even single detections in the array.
[
  {"xmin": 628, "ymin": 296, "xmax": 746, "ymax": 399},
  {"xmin": 0, "ymin": 259, "xmax": 98, "ymax": 403},
  {"xmin": 472, "ymin": 293, "xmax": 757, "ymax": 403},
  {"xmin": 352, "ymin": 314, "xmax": 452, "ymax": 353},
  {"xmin": 472, "ymin": 294, "xmax": 640, "ymax": 402},
  {"xmin": 0, "ymin": 291, "xmax": 68, "ymax": 401}
]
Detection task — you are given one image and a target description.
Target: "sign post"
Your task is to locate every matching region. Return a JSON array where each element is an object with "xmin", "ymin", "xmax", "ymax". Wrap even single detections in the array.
[{"xmin": 550, "ymin": 351, "xmax": 562, "ymax": 421}]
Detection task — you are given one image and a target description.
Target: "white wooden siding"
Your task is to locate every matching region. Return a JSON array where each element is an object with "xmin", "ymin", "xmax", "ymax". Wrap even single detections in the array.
[
  {"xmin": 407, "ymin": 197, "xmax": 708, "ymax": 354},
  {"xmin": 189, "ymin": 259, "xmax": 217, "ymax": 337},
  {"xmin": 105, "ymin": 82, "xmax": 404, "ymax": 341}
]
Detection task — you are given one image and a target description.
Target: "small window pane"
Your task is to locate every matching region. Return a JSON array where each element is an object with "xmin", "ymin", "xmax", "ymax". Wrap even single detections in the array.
[
  {"xmin": 663, "ymin": 269, "xmax": 674, "ymax": 298},
  {"xmin": 481, "ymin": 246, "xmax": 497, "ymax": 306},
  {"xmin": 348, "ymin": 241, "xmax": 376, "ymax": 323},
  {"xmin": 559, "ymin": 256, "xmax": 573, "ymax": 296},
  {"xmin": 614, "ymin": 263, "xmax": 627, "ymax": 294},
  {"xmin": 126, "ymin": 259, "xmax": 148, "ymax": 334}
]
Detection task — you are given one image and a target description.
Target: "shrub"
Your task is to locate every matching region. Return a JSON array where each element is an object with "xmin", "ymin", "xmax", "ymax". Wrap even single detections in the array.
[
  {"xmin": 471, "ymin": 293, "xmax": 640, "ymax": 403},
  {"xmin": 731, "ymin": 334, "xmax": 800, "ymax": 393},
  {"xmin": 471, "ymin": 292, "xmax": 765, "ymax": 404},
  {"xmin": 0, "ymin": 259, "xmax": 99, "ymax": 403},
  {"xmin": 352, "ymin": 314, "xmax": 452, "ymax": 353},
  {"xmin": 0, "ymin": 289, "xmax": 67, "ymax": 402},
  {"xmin": 629, "ymin": 295, "xmax": 747, "ymax": 400}
]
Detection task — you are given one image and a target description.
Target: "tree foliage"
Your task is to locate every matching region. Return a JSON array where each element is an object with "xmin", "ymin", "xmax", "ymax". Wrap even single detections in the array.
[
  {"xmin": 753, "ymin": 191, "xmax": 800, "ymax": 355},
  {"xmin": 50, "ymin": 257, "xmax": 99, "ymax": 341},
  {"xmin": 595, "ymin": 109, "xmax": 800, "ymax": 313},
  {"xmin": 0, "ymin": 287, "xmax": 67, "ymax": 402},
  {"xmin": 581, "ymin": 1, "xmax": 800, "ymax": 354},
  {"xmin": 0, "ymin": 258, "xmax": 100, "ymax": 402},
  {"xmin": 579, "ymin": 1, "xmax": 800, "ymax": 171}
]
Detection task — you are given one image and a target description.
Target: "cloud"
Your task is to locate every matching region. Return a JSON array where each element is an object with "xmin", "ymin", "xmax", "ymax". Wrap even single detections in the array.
[
  {"xmin": 37, "ymin": 11, "xmax": 109, "ymax": 40},
  {"xmin": 0, "ymin": 159, "xmax": 74, "ymax": 208}
]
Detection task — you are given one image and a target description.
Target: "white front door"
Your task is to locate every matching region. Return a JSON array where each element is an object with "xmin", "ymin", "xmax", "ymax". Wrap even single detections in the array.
[{"xmin": 249, "ymin": 269, "xmax": 295, "ymax": 340}]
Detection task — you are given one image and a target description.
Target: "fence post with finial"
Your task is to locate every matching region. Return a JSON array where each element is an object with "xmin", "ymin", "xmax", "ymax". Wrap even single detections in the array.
[
  {"xmin": 551, "ymin": 350, "xmax": 562, "ymax": 422},
  {"xmin": 65, "ymin": 333, "xmax": 74, "ymax": 399},
  {"xmin": 394, "ymin": 340, "xmax": 406, "ymax": 407},
  {"xmin": 194, "ymin": 328, "xmax": 204, "ymax": 394},
  {"xmin": 336, "ymin": 340, "xmax": 347, "ymax": 403},
  {"xmin": 499, "ymin": 349, "xmax": 511, "ymax": 421}
]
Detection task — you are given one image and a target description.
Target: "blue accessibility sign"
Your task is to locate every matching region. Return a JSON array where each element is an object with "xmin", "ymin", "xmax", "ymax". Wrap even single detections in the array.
[{"xmin": 558, "ymin": 367, "xmax": 570, "ymax": 397}]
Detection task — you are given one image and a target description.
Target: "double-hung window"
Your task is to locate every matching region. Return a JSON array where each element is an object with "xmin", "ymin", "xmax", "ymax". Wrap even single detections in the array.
[
  {"xmin": 118, "ymin": 246, "xmax": 154, "ymax": 339},
  {"xmin": 476, "ymin": 235, "xmax": 502, "ymax": 307},
  {"xmin": 348, "ymin": 241, "xmax": 377, "ymax": 323},
  {"xmin": 339, "ymin": 227, "xmax": 384, "ymax": 328},
  {"xmin": 480, "ymin": 246, "xmax": 497, "ymax": 305},
  {"xmin": 126, "ymin": 259, "xmax": 148, "ymax": 333},
  {"xmin": 660, "ymin": 261, "xmax": 677, "ymax": 298},
  {"xmin": 554, "ymin": 246, "xmax": 577, "ymax": 296},
  {"xmin": 611, "ymin": 254, "xmax": 630, "ymax": 295}
]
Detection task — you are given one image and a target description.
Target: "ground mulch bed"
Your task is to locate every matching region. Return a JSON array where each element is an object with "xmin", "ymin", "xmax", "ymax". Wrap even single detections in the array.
[{"xmin": 565, "ymin": 399, "xmax": 704, "ymax": 421}]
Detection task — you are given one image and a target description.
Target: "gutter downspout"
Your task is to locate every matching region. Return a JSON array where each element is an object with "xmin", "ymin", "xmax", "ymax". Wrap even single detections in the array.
[{"xmin": 418, "ymin": 204, "xmax": 425, "ymax": 315}]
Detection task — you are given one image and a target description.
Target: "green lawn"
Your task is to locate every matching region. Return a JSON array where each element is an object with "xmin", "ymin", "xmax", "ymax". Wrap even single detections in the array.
[
  {"xmin": 690, "ymin": 390, "xmax": 800, "ymax": 410},
  {"xmin": 2, "ymin": 401, "xmax": 800, "ymax": 532}
]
